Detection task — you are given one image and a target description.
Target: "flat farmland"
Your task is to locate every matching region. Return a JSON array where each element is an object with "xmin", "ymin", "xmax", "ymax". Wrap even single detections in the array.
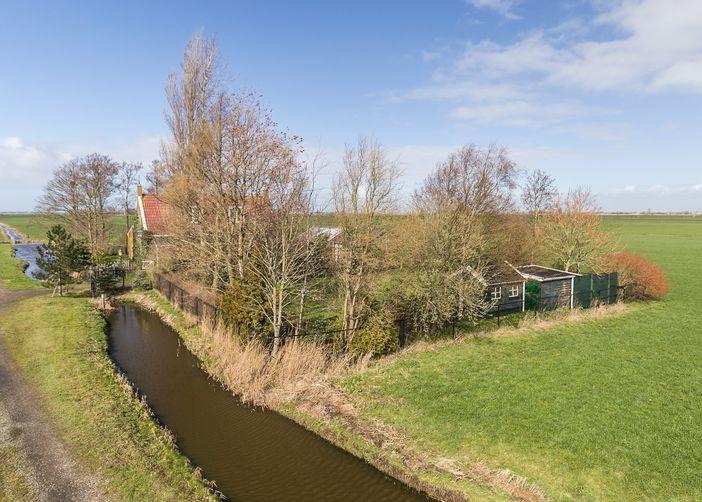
[{"xmin": 344, "ymin": 216, "xmax": 702, "ymax": 499}]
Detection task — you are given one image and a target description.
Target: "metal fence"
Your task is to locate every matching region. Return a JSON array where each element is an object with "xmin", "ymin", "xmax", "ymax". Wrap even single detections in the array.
[
  {"xmin": 150, "ymin": 271, "xmax": 623, "ymax": 352},
  {"xmin": 153, "ymin": 274, "xmax": 219, "ymax": 322},
  {"xmin": 488, "ymin": 272, "xmax": 621, "ymax": 327}
]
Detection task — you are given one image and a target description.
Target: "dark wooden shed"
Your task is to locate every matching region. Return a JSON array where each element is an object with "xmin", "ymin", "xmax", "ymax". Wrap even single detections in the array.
[
  {"xmin": 515, "ymin": 265, "xmax": 581, "ymax": 310},
  {"xmin": 481, "ymin": 263, "xmax": 526, "ymax": 314}
]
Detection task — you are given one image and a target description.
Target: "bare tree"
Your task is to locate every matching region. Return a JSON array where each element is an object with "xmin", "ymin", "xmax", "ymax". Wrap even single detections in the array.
[
  {"xmin": 538, "ymin": 187, "xmax": 617, "ymax": 273},
  {"xmin": 38, "ymin": 153, "xmax": 120, "ymax": 257},
  {"xmin": 409, "ymin": 144, "xmax": 518, "ymax": 332},
  {"xmin": 414, "ymin": 144, "xmax": 517, "ymax": 219},
  {"xmin": 332, "ymin": 137, "xmax": 400, "ymax": 345},
  {"xmin": 246, "ymin": 160, "xmax": 313, "ymax": 355},
  {"xmin": 295, "ymin": 152, "xmax": 327, "ymax": 336},
  {"xmin": 116, "ymin": 162, "xmax": 142, "ymax": 245},
  {"xmin": 522, "ymin": 169, "xmax": 557, "ymax": 222}
]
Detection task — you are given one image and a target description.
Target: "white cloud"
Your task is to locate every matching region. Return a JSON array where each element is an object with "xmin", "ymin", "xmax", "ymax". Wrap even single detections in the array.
[
  {"xmin": 0, "ymin": 135, "xmax": 162, "ymax": 211},
  {"xmin": 421, "ymin": 50, "xmax": 443, "ymax": 62},
  {"xmin": 389, "ymin": 81, "xmax": 524, "ymax": 102},
  {"xmin": 456, "ymin": 33, "xmax": 569, "ymax": 77},
  {"xmin": 450, "ymin": 100, "xmax": 591, "ymax": 127},
  {"xmin": 465, "ymin": 0, "xmax": 520, "ymax": 19},
  {"xmin": 458, "ymin": 0, "xmax": 702, "ymax": 93},
  {"xmin": 598, "ymin": 181, "xmax": 702, "ymax": 211}
]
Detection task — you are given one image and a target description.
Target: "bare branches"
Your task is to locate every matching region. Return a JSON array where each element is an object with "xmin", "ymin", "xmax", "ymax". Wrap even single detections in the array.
[
  {"xmin": 333, "ymin": 137, "xmax": 400, "ymax": 217},
  {"xmin": 537, "ymin": 187, "xmax": 617, "ymax": 273},
  {"xmin": 408, "ymin": 144, "xmax": 516, "ymax": 329},
  {"xmin": 414, "ymin": 144, "xmax": 517, "ymax": 218},
  {"xmin": 37, "ymin": 153, "xmax": 120, "ymax": 256},
  {"xmin": 332, "ymin": 137, "xmax": 401, "ymax": 345},
  {"xmin": 116, "ymin": 162, "xmax": 142, "ymax": 236},
  {"xmin": 522, "ymin": 169, "xmax": 557, "ymax": 221}
]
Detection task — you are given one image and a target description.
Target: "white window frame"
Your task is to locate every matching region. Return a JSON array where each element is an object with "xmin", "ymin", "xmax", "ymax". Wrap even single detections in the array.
[
  {"xmin": 491, "ymin": 286, "xmax": 501, "ymax": 301},
  {"xmin": 509, "ymin": 285, "xmax": 519, "ymax": 298}
]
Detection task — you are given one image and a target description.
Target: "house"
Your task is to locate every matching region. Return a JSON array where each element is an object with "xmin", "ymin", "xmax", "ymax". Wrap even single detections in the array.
[
  {"xmin": 514, "ymin": 265, "xmax": 581, "ymax": 310},
  {"xmin": 128, "ymin": 185, "xmax": 170, "ymax": 266}
]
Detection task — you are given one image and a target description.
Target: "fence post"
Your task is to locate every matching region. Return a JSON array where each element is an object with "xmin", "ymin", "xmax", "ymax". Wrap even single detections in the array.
[{"xmin": 497, "ymin": 304, "xmax": 501, "ymax": 327}]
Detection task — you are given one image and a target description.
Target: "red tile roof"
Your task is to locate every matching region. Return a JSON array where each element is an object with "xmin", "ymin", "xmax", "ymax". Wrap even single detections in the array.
[{"xmin": 140, "ymin": 194, "xmax": 169, "ymax": 235}]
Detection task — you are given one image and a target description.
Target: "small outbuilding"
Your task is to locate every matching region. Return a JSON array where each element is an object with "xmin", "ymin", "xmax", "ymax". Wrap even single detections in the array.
[
  {"xmin": 514, "ymin": 265, "xmax": 581, "ymax": 310},
  {"xmin": 480, "ymin": 262, "xmax": 526, "ymax": 314}
]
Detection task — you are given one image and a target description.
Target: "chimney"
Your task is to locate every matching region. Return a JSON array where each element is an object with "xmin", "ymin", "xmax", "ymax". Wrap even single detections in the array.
[{"xmin": 136, "ymin": 184, "xmax": 143, "ymax": 198}]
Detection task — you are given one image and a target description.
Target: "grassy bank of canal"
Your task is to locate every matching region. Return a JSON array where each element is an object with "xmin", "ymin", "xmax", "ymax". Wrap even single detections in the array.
[
  {"xmin": 0, "ymin": 244, "xmax": 37, "ymax": 290},
  {"xmin": 0, "ymin": 294, "xmax": 216, "ymax": 500}
]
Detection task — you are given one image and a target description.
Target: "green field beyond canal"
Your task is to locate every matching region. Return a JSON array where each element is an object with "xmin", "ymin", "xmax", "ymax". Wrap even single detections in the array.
[{"xmin": 344, "ymin": 216, "xmax": 702, "ymax": 500}]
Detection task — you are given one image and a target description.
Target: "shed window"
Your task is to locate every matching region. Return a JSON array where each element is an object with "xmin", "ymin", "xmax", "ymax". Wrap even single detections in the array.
[
  {"xmin": 491, "ymin": 286, "xmax": 501, "ymax": 300},
  {"xmin": 509, "ymin": 285, "xmax": 519, "ymax": 298}
]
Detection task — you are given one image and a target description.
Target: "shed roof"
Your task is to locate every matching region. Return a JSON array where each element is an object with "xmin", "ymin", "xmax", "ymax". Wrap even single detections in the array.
[
  {"xmin": 484, "ymin": 262, "xmax": 525, "ymax": 285},
  {"xmin": 515, "ymin": 265, "xmax": 580, "ymax": 281}
]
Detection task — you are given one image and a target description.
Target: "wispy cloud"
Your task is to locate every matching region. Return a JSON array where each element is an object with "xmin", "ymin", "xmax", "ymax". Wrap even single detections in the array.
[
  {"xmin": 0, "ymin": 135, "xmax": 162, "ymax": 211},
  {"xmin": 391, "ymin": 0, "xmax": 702, "ymax": 134},
  {"xmin": 465, "ymin": 0, "xmax": 521, "ymax": 20},
  {"xmin": 459, "ymin": 0, "xmax": 702, "ymax": 93}
]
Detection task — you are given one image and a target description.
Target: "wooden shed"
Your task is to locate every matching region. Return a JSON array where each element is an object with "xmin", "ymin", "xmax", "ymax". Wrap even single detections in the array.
[
  {"xmin": 481, "ymin": 262, "xmax": 526, "ymax": 314},
  {"xmin": 514, "ymin": 265, "xmax": 581, "ymax": 310}
]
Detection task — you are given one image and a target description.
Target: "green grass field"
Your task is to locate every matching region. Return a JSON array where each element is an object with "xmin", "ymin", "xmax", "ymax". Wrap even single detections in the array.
[
  {"xmin": 0, "ymin": 244, "xmax": 39, "ymax": 290},
  {"xmin": 0, "ymin": 213, "xmax": 128, "ymax": 244},
  {"xmin": 0, "ymin": 295, "xmax": 214, "ymax": 500},
  {"xmin": 344, "ymin": 216, "xmax": 702, "ymax": 500}
]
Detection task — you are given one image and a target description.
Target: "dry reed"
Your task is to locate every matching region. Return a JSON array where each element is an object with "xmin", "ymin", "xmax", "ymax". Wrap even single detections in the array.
[{"xmin": 120, "ymin": 291, "xmax": 555, "ymax": 501}]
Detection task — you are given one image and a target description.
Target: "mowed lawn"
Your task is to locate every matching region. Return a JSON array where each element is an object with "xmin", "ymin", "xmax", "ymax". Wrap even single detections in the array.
[{"xmin": 345, "ymin": 216, "xmax": 702, "ymax": 500}]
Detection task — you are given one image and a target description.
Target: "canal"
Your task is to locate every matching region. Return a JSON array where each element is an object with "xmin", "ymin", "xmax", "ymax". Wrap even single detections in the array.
[{"xmin": 109, "ymin": 304, "xmax": 428, "ymax": 502}]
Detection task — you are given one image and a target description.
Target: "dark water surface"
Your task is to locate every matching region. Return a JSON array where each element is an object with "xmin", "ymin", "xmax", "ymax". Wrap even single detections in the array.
[{"xmin": 109, "ymin": 304, "xmax": 428, "ymax": 502}]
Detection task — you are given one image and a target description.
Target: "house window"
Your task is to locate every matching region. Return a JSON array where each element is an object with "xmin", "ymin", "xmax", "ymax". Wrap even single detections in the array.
[
  {"xmin": 509, "ymin": 285, "xmax": 519, "ymax": 298},
  {"xmin": 491, "ymin": 286, "xmax": 501, "ymax": 301}
]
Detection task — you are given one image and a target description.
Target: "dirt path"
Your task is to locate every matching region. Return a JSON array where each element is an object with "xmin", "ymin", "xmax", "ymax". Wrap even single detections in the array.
[{"xmin": 0, "ymin": 287, "xmax": 104, "ymax": 501}]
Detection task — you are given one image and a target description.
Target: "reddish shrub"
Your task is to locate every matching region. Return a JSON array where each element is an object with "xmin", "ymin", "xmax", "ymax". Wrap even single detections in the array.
[{"xmin": 606, "ymin": 251, "xmax": 669, "ymax": 300}]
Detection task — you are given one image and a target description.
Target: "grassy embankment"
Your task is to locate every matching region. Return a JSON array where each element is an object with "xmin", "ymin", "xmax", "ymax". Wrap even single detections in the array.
[
  {"xmin": 340, "ymin": 216, "xmax": 702, "ymax": 500},
  {"xmin": 0, "ymin": 240, "xmax": 214, "ymax": 499},
  {"xmin": 0, "ymin": 297, "xmax": 215, "ymax": 500},
  {"xmin": 0, "ymin": 244, "xmax": 38, "ymax": 291}
]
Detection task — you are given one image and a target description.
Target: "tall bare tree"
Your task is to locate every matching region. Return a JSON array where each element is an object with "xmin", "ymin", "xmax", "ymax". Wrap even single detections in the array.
[
  {"xmin": 116, "ymin": 162, "xmax": 143, "ymax": 245},
  {"xmin": 410, "ymin": 144, "xmax": 517, "ymax": 331},
  {"xmin": 538, "ymin": 187, "xmax": 617, "ymax": 272},
  {"xmin": 247, "ymin": 160, "xmax": 313, "ymax": 355},
  {"xmin": 333, "ymin": 137, "xmax": 400, "ymax": 345},
  {"xmin": 38, "ymin": 153, "xmax": 120, "ymax": 257},
  {"xmin": 522, "ymin": 169, "xmax": 557, "ymax": 222},
  {"xmin": 159, "ymin": 32, "xmax": 314, "ymax": 310}
]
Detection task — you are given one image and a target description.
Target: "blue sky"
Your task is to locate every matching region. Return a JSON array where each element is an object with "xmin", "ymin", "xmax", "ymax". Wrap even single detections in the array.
[{"xmin": 1, "ymin": 0, "xmax": 701, "ymax": 211}]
